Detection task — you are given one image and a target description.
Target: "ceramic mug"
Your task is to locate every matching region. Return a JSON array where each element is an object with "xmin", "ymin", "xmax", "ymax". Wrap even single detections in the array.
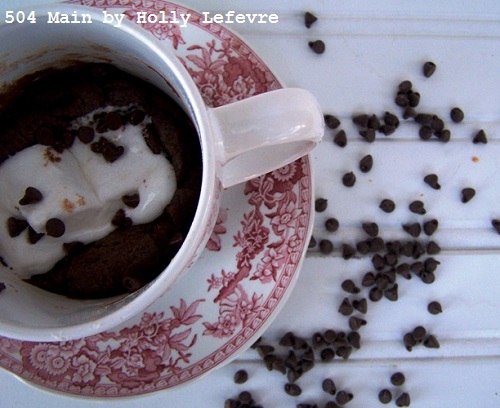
[{"xmin": 0, "ymin": 4, "xmax": 323, "ymax": 341}]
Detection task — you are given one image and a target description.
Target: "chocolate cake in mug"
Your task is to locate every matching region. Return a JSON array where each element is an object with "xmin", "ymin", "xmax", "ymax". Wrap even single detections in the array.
[{"xmin": 0, "ymin": 63, "xmax": 202, "ymax": 299}]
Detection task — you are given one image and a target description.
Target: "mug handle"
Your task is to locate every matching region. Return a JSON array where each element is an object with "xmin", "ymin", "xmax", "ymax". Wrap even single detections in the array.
[{"xmin": 208, "ymin": 88, "xmax": 324, "ymax": 188}]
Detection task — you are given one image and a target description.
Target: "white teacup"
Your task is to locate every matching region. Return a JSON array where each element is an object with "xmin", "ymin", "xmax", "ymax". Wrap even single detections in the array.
[{"xmin": 0, "ymin": 4, "xmax": 323, "ymax": 341}]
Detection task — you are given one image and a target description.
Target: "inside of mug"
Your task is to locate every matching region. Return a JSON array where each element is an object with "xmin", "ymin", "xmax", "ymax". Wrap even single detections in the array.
[{"xmin": 0, "ymin": 10, "xmax": 207, "ymax": 340}]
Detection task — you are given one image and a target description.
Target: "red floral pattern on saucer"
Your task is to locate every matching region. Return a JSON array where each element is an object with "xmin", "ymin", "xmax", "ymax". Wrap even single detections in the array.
[{"xmin": 0, "ymin": 0, "xmax": 313, "ymax": 397}]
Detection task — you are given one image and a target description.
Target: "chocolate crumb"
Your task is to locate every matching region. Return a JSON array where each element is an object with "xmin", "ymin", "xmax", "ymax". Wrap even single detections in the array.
[
  {"xmin": 423, "ymin": 61, "xmax": 436, "ymax": 78},
  {"xmin": 461, "ymin": 187, "xmax": 476, "ymax": 203},
  {"xmin": 308, "ymin": 40, "xmax": 325, "ymax": 54},
  {"xmin": 19, "ymin": 187, "xmax": 43, "ymax": 206}
]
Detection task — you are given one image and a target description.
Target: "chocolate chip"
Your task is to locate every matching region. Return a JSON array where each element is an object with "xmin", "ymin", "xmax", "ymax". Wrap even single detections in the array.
[
  {"xmin": 371, "ymin": 254, "xmax": 385, "ymax": 270},
  {"xmin": 304, "ymin": 11, "xmax": 318, "ymax": 28},
  {"xmin": 409, "ymin": 200, "xmax": 426, "ymax": 215},
  {"xmin": 122, "ymin": 193, "xmax": 140, "ymax": 208},
  {"xmin": 424, "ymin": 334, "xmax": 440, "ymax": 349},
  {"xmin": 336, "ymin": 390, "xmax": 353, "ymax": 405},
  {"xmin": 436, "ymin": 128, "xmax": 451, "ymax": 142},
  {"xmin": 384, "ymin": 284, "xmax": 399, "ymax": 301},
  {"xmin": 379, "ymin": 389, "xmax": 392, "ymax": 404},
  {"xmin": 408, "ymin": 92, "xmax": 421, "ymax": 108},
  {"xmin": 403, "ymin": 332, "xmax": 417, "ymax": 351},
  {"xmin": 45, "ymin": 218, "xmax": 65, "ymax": 237},
  {"xmin": 279, "ymin": 331, "xmax": 296, "ymax": 347},
  {"xmin": 398, "ymin": 80, "xmax": 413, "ymax": 93},
  {"xmin": 419, "ymin": 125, "xmax": 433, "ymax": 140},
  {"xmin": 325, "ymin": 217, "xmax": 340, "ymax": 232},
  {"xmin": 103, "ymin": 143, "xmax": 124, "ymax": 163},
  {"xmin": 402, "ymin": 222, "xmax": 421, "ymax": 238},
  {"xmin": 361, "ymin": 222, "xmax": 378, "ymax": 237},
  {"xmin": 349, "ymin": 316, "xmax": 367, "ymax": 331},
  {"xmin": 19, "ymin": 187, "xmax": 43, "ymax": 205},
  {"xmin": 473, "ymin": 129, "xmax": 488, "ymax": 144},
  {"xmin": 27, "ymin": 226, "xmax": 44, "ymax": 244},
  {"xmin": 333, "ymin": 129, "xmax": 347, "ymax": 147},
  {"xmin": 322, "ymin": 378, "xmax": 337, "ymax": 395},
  {"xmin": 353, "ymin": 298, "xmax": 368, "ymax": 314},
  {"xmin": 384, "ymin": 111, "xmax": 400, "ymax": 128},
  {"xmin": 492, "ymin": 219, "xmax": 500, "ymax": 234},
  {"xmin": 461, "ymin": 187, "xmax": 476, "ymax": 203},
  {"xmin": 426, "ymin": 241, "xmax": 441, "ymax": 255},
  {"xmin": 308, "ymin": 235, "xmax": 317, "ymax": 248},
  {"xmin": 338, "ymin": 297, "xmax": 354, "ymax": 316},
  {"xmin": 362, "ymin": 272, "xmax": 376, "ymax": 287},
  {"xmin": 341, "ymin": 279, "xmax": 360, "ymax": 294},
  {"xmin": 352, "ymin": 114, "xmax": 369, "ymax": 128},
  {"xmin": 423, "ymin": 61, "xmax": 436, "ymax": 77},
  {"xmin": 233, "ymin": 369, "xmax": 248, "ymax": 384},
  {"xmin": 342, "ymin": 244, "xmax": 356, "ymax": 260},
  {"xmin": 77, "ymin": 126, "xmax": 95, "ymax": 144},
  {"xmin": 423, "ymin": 174, "xmax": 441, "ymax": 190},
  {"xmin": 284, "ymin": 382, "xmax": 302, "ymax": 397},
  {"xmin": 111, "ymin": 209, "xmax": 133, "ymax": 228},
  {"xmin": 450, "ymin": 107, "xmax": 464, "ymax": 123},
  {"xmin": 427, "ymin": 301, "xmax": 443, "ymax": 315},
  {"xmin": 395, "ymin": 392, "xmax": 411, "ymax": 407},
  {"xmin": 342, "ymin": 171, "xmax": 356, "ymax": 187},
  {"xmin": 325, "ymin": 402, "xmax": 340, "ymax": 408},
  {"xmin": 319, "ymin": 239, "xmax": 334, "ymax": 254},
  {"xmin": 238, "ymin": 391, "xmax": 253, "ymax": 404},
  {"xmin": 423, "ymin": 219, "xmax": 439, "ymax": 236},
  {"xmin": 412, "ymin": 326, "xmax": 427, "ymax": 342},
  {"xmin": 359, "ymin": 128, "xmax": 376, "ymax": 142},
  {"xmin": 128, "ymin": 109, "xmax": 146, "ymax": 126},
  {"xmin": 379, "ymin": 199, "xmax": 396, "ymax": 213},
  {"xmin": 308, "ymin": 40, "xmax": 325, "ymax": 54},
  {"xmin": 369, "ymin": 287, "xmax": 383, "ymax": 302},
  {"xmin": 347, "ymin": 331, "xmax": 361, "ymax": 349},
  {"xmin": 320, "ymin": 347, "xmax": 336, "ymax": 362},
  {"xmin": 105, "ymin": 111, "xmax": 123, "ymax": 130},
  {"xmin": 391, "ymin": 372, "xmax": 406, "ymax": 386},
  {"xmin": 324, "ymin": 114, "xmax": 341, "ymax": 129},
  {"xmin": 403, "ymin": 107, "xmax": 417, "ymax": 119},
  {"xmin": 315, "ymin": 198, "xmax": 328, "ymax": 212},
  {"xmin": 359, "ymin": 154, "xmax": 373, "ymax": 173}
]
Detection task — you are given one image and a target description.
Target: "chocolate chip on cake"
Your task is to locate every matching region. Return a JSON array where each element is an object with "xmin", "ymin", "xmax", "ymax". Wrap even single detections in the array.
[
  {"xmin": 77, "ymin": 126, "xmax": 95, "ymax": 144},
  {"xmin": 19, "ymin": 187, "xmax": 43, "ymax": 205},
  {"xmin": 45, "ymin": 218, "xmax": 66, "ymax": 238},
  {"xmin": 104, "ymin": 111, "xmax": 123, "ymax": 130},
  {"xmin": 27, "ymin": 226, "xmax": 44, "ymax": 244},
  {"xmin": 128, "ymin": 109, "xmax": 146, "ymax": 126},
  {"xmin": 122, "ymin": 193, "xmax": 140, "ymax": 208},
  {"xmin": 7, "ymin": 217, "xmax": 29, "ymax": 237}
]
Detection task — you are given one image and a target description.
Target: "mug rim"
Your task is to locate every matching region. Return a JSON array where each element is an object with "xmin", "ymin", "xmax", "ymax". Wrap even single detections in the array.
[{"xmin": 0, "ymin": 3, "xmax": 218, "ymax": 341}]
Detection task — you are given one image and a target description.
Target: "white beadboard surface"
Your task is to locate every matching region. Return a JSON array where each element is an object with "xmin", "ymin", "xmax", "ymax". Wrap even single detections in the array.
[{"xmin": 0, "ymin": 1, "xmax": 499, "ymax": 407}]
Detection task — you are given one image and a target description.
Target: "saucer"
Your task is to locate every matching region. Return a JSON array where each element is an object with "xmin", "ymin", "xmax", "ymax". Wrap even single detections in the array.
[{"xmin": 0, "ymin": 0, "xmax": 314, "ymax": 397}]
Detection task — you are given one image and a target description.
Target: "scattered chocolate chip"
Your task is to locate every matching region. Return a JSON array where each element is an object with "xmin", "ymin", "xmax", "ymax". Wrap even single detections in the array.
[
  {"xmin": 353, "ymin": 298, "xmax": 368, "ymax": 314},
  {"xmin": 403, "ymin": 332, "xmax": 417, "ymax": 351},
  {"xmin": 369, "ymin": 287, "xmax": 383, "ymax": 302},
  {"xmin": 27, "ymin": 226, "xmax": 44, "ymax": 244},
  {"xmin": 473, "ymin": 129, "xmax": 488, "ymax": 144},
  {"xmin": 347, "ymin": 331, "xmax": 361, "ymax": 349},
  {"xmin": 379, "ymin": 389, "xmax": 392, "ymax": 404},
  {"xmin": 308, "ymin": 235, "xmax": 317, "ymax": 248},
  {"xmin": 450, "ymin": 107, "xmax": 464, "ymax": 123},
  {"xmin": 341, "ymin": 279, "xmax": 360, "ymax": 294},
  {"xmin": 398, "ymin": 80, "xmax": 413, "ymax": 93},
  {"xmin": 361, "ymin": 222, "xmax": 379, "ymax": 237},
  {"xmin": 391, "ymin": 372, "xmax": 406, "ymax": 386},
  {"xmin": 412, "ymin": 326, "xmax": 427, "ymax": 342},
  {"xmin": 492, "ymin": 219, "xmax": 500, "ymax": 234},
  {"xmin": 359, "ymin": 128, "xmax": 376, "ymax": 142},
  {"xmin": 233, "ymin": 369, "xmax": 248, "ymax": 384},
  {"xmin": 284, "ymin": 382, "xmax": 302, "ymax": 397},
  {"xmin": 402, "ymin": 107, "xmax": 417, "ymax": 119},
  {"xmin": 322, "ymin": 378, "xmax": 337, "ymax": 395},
  {"xmin": 379, "ymin": 199, "xmax": 396, "ymax": 213},
  {"xmin": 105, "ymin": 111, "xmax": 123, "ymax": 130},
  {"xmin": 352, "ymin": 114, "xmax": 369, "ymax": 128},
  {"xmin": 333, "ymin": 129, "xmax": 347, "ymax": 147},
  {"xmin": 461, "ymin": 187, "xmax": 476, "ymax": 203},
  {"xmin": 426, "ymin": 241, "xmax": 441, "ymax": 255},
  {"xmin": 304, "ymin": 11, "xmax": 318, "ymax": 28},
  {"xmin": 308, "ymin": 40, "xmax": 325, "ymax": 54},
  {"xmin": 424, "ymin": 334, "xmax": 440, "ymax": 349},
  {"xmin": 423, "ymin": 61, "xmax": 437, "ymax": 77},
  {"xmin": 45, "ymin": 218, "xmax": 65, "ymax": 238},
  {"xmin": 320, "ymin": 347, "xmax": 336, "ymax": 362},
  {"xmin": 279, "ymin": 331, "xmax": 296, "ymax": 347},
  {"xmin": 338, "ymin": 297, "xmax": 354, "ymax": 316},
  {"xmin": 362, "ymin": 272, "xmax": 376, "ymax": 287},
  {"xmin": 423, "ymin": 174, "xmax": 441, "ymax": 190},
  {"xmin": 348, "ymin": 316, "xmax": 367, "ymax": 331},
  {"xmin": 77, "ymin": 126, "xmax": 95, "ymax": 144},
  {"xmin": 325, "ymin": 217, "xmax": 340, "ymax": 232},
  {"xmin": 423, "ymin": 219, "xmax": 439, "ymax": 236},
  {"xmin": 384, "ymin": 111, "xmax": 400, "ymax": 127},
  {"xmin": 402, "ymin": 222, "xmax": 421, "ymax": 238},
  {"xmin": 319, "ymin": 239, "xmax": 334, "ymax": 254},
  {"xmin": 238, "ymin": 390, "xmax": 254, "ymax": 405},
  {"xmin": 19, "ymin": 187, "xmax": 43, "ymax": 206},
  {"xmin": 342, "ymin": 244, "xmax": 356, "ymax": 260},
  {"xmin": 427, "ymin": 301, "xmax": 443, "ymax": 315},
  {"xmin": 336, "ymin": 390, "xmax": 353, "ymax": 405},
  {"xmin": 371, "ymin": 254, "xmax": 386, "ymax": 270},
  {"xmin": 409, "ymin": 200, "xmax": 426, "ymax": 215},
  {"xmin": 324, "ymin": 114, "xmax": 341, "ymax": 129},
  {"xmin": 395, "ymin": 392, "xmax": 411, "ymax": 407},
  {"xmin": 359, "ymin": 154, "xmax": 373, "ymax": 173},
  {"xmin": 128, "ymin": 109, "xmax": 146, "ymax": 125},
  {"xmin": 122, "ymin": 193, "xmax": 140, "ymax": 208},
  {"xmin": 418, "ymin": 125, "xmax": 433, "ymax": 141},
  {"xmin": 325, "ymin": 401, "xmax": 340, "ymax": 408},
  {"xmin": 315, "ymin": 198, "xmax": 328, "ymax": 212},
  {"xmin": 342, "ymin": 171, "xmax": 356, "ymax": 187},
  {"xmin": 436, "ymin": 128, "xmax": 451, "ymax": 142},
  {"xmin": 408, "ymin": 92, "xmax": 421, "ymax": 108},
  {"xmin": 384, "ymin": 284, "xmax": 399, "ymax": 301}
]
